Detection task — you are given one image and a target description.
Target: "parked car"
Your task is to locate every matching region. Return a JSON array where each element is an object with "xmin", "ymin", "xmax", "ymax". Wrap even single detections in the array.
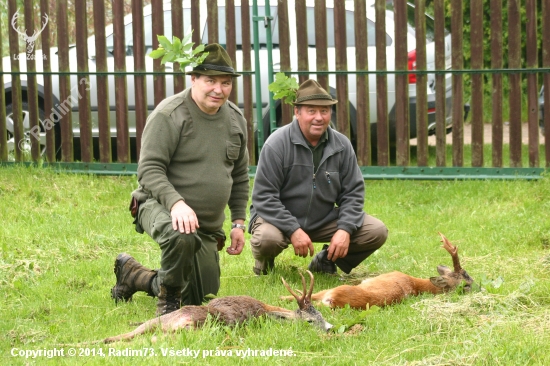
[{"xmin": 3, "ymin": 0, "xmax": 454, "ymax": 161}]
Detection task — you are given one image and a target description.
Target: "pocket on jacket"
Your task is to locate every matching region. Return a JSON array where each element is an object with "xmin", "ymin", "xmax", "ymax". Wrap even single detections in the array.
[
  {"xmin": 226, "ymin": 139, "xmax": 241, "ymax": 160},
  {"xmin": 323, "ymin": 171, "xmax": 340, "ymax": 192}
]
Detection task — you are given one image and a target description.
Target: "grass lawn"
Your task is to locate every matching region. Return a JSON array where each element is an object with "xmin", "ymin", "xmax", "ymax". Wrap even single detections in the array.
[{"xmin": 1, "ymin": 165, "xmax": 549, "ymax": 365}]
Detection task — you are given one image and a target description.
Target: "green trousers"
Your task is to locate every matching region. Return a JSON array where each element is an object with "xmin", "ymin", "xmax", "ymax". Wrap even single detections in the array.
[{"xmin": 137, "ymin": 198, "xmax": 221, "ymax": 305}]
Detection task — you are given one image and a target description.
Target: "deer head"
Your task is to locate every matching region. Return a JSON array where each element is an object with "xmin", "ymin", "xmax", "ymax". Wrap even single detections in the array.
[
  {"xmin": 271, "ymin": 271, "xmax": 332, "ymax": 331},
  {"xmin": 429, "ymin": 233, "xmax": 474, "ymax": 292},
  {"xmin": 11, "ymin": 10, "xmax": 49, "ymax": 54}
]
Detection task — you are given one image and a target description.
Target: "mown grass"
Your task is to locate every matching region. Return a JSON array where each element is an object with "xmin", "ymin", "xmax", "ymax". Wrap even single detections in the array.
[{"xmin": 1, "ymin": 165, "xmax": 550, "ymax": 365}]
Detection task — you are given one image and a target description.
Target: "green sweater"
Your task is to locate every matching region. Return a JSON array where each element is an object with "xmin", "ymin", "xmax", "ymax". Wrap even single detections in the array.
[{"xmin": 133, "ymin": 88, "xmax": 249, "ymax": 231}]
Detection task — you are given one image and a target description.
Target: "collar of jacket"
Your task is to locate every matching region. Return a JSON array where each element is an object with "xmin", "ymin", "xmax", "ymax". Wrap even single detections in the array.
[{"xmin": 288, "ymin": 119, "xmax": 346, "ymax": 156}]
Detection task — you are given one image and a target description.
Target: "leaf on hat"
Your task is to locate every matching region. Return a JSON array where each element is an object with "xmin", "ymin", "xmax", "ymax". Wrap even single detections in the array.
[
  {"xmin": 269, "ymin": 72, "xmax": 299, "ymax": 105},
  {"xmin": 149, "ymin": 31, "xmax": 209, "ymax": 70}
]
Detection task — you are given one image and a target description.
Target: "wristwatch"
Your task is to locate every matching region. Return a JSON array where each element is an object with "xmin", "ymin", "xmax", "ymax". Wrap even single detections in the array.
[{"xmin": 231, "ymin": 223, "xmax": 246, "ymax": 231}]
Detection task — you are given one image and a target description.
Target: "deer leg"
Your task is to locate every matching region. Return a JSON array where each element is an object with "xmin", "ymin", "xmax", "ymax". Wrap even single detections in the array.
[{"xmin": 103, "ymin": 318, "xmax": 161, "ymax": 343}]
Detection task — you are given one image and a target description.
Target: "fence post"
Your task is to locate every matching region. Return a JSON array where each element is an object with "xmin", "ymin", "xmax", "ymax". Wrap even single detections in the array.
[
  {"xmin": 375, "ymin": 0, "xmax": 389, "ymax": 165},
  {"xmin": 490, "ymin": 0, "xmax": 503, "ymax": 168},
  {"xmin": 56, "ymin": 0, "xmax": 74, "ymax": 162},
  {"xmin": 470, "ymin": 0, "xmax": 484, "ymax": 167},
  {"xmin": 354, "ymin": 0, "xmax": 370, "ymax": 166},
  {"xmin": 75, "ymin": 0, "xmax": 93, "ymax": 163},
  {"xmin": 451, "ymin": 0, "xmax": 464, "ymax": 167}
]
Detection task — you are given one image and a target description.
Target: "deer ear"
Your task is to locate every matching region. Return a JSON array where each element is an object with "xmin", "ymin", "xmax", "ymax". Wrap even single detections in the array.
[
  {"xmin": 430, "ymin": 276, "xmax": 450, "ymax": 288},
  {"xmin": 436, "ymin": 265, "xmax": 452, "ymax": 276}
]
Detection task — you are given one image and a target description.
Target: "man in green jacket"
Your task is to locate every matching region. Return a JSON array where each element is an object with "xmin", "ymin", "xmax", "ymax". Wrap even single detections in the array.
[
  {"xmin": 111, "ymin": 44, "xmax": 249, "ymax": 315},
  {"xmin": 249, "ymin": 79, "xmax": 387, "ymax": 275}
]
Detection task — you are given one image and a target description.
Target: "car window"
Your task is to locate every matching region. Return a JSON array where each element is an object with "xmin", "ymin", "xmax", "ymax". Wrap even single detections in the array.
[
  {"xmin": 202, "ymin": 6, "xmax": 279, "ymax": 49},
  {"xmin": 385, "ymin": 3, "xmax": 447, "ymax": 42},
  {"xmin": 105, "ymin": 10, "xmax": 192, "ymax": 56},
  {"xmin": 405, "ymin": 4, "xmax": 438, "ymax": 42},
  {"xmin": 306, "ymin": 8, "xmax": 382, "ymax": 47}
]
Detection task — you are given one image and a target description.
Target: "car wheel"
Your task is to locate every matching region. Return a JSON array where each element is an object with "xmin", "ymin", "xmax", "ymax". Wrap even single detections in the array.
[{"xmin": 5, "ymin": 102, "xmax": 49, "ymax": 159}]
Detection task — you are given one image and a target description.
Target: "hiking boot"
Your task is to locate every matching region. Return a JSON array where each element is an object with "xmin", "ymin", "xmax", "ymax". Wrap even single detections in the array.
[
  {"xmin": 308, "ymin": 244, "xmax": 337, "ymax": 274},
  {"xmin": 111, "ymin": 253, "xmax": 157, "ymax": 303},
  {"xmin": 156, "ymin": 284, "xmax": 183, "ymax": 316}
]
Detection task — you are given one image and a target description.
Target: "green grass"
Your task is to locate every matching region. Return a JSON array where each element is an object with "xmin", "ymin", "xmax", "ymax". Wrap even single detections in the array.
[{"xmin": 1, "ymin": 165, "xmax": 550, "ymax": 365}]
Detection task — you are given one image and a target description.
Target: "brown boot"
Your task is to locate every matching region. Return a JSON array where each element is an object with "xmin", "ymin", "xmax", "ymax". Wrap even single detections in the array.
[
  {"xmin": 156, "ymin": 284, "xmax": 183, "ymax": 316},
  {"xmin": 111, "ymin": 253, "xmax": 157, "ymax": 303}
]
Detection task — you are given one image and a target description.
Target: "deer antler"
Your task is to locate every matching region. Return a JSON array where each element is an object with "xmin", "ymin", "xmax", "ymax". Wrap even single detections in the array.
[
  {"xmin": 11, "ymin": 10, "xmax": 28, "ymax": 39},
  {"xmin": 281, "ymin": 270, "xmax": 315, "ymax": 309},
  {"xmin": 27, "ymin": 13, "xmax": 49, "ymax": 42},
  {"xmin": 11, "ymin": 10, "xmax": 48, "ymax": 41},
  {"xmin": 438, "ymin": 232, "xmax": 462, "ymax": 273}
]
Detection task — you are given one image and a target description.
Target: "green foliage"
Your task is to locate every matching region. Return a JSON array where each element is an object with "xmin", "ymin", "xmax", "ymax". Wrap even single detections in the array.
[
  {"xmin": 479, "ymin": 274, "xmax": 505, "ymax": 293},
  {"xmin": 148, "ymin": 32, "xmax": 208, "ymax": 69},
  {"xmin": 268, "ymin": 72, "xmax": 299, "ymax": 105}
]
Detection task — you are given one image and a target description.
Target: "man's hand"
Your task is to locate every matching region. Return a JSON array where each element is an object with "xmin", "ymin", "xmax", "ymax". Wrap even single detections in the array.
[
  {"xmin": 170, "ymin": 200, "xmax": 199, "ymax": 234},
  {"xmin": 327, "ymin": 229, "xmax": 350, "ymax": 261},
  {"xmin": 290, "ymin": 228, "xmax": 315, "ymax": 258},
  {"xmin": 227, "ymin": 223, "xmax": 245, "ymax": 255}
]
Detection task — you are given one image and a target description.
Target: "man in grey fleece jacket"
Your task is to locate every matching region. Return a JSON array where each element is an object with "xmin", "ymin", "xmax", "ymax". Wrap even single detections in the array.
[
  {"xmin": 249, "ymin": 79, "xmax": 387, "ymax": 275},
  {"xmin": 111, "ymin": 44, "xmax": 249, "ymax": 315}
]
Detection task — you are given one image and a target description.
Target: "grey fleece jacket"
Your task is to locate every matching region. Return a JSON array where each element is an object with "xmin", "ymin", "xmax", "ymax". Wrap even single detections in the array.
[{"xmin": 250, "ymin": 119, "xmax": 365, "ymax": 237}]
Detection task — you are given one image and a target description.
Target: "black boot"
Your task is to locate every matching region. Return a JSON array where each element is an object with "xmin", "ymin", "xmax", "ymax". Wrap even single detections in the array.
[
  {"xmin": 308, "ymin": 244, "xmax": 337, "ymax": 274},
  {"xmin": 111, "ymin": 253, "xmax": 157, "ymax": 303},
  {"xmin": 156, "ymin": 284, "xmax": 183, "ymax": 316}
]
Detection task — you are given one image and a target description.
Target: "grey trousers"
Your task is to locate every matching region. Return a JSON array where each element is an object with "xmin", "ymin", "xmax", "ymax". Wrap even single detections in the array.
[
  {"xmin": 137, "ymin": 198, "xmax": 221, "ymax": 305},
  {"xmin": 250, "ymin": 214, "xmax": 388, "ymax": 274}
]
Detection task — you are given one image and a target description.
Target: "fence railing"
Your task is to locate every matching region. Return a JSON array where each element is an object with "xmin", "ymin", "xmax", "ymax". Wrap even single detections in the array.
[{"xmin": 1, "ymin": 0, "xmax": 549, "ymax": 179}]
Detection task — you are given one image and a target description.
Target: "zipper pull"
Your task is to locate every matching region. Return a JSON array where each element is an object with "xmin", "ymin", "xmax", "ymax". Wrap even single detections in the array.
[
  {"xmin": 325, "ymin": 172, "xmax": 331, "ymax": 184},
  {"xmin": 313, "ymin": 174, "xmax": 316, "ymax": 189}
]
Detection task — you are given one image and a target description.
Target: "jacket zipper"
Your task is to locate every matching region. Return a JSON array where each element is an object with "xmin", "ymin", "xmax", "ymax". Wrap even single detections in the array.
[{"xmin": 304, "ymin": 142, "xmax": 340, "ymax": 229}]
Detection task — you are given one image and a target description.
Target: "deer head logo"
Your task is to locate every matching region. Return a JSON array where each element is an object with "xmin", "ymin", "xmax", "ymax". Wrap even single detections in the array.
[{"xmin": 11, "ymin": 9, "xmax": 48, "ymax": 54}]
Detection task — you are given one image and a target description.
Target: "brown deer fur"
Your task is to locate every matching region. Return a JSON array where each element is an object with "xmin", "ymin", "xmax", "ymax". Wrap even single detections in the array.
[
  {"xmin": 282, "ymin": 233, "xmax": 473, "ymax": 310},
  {"xmin": 104, "ymin": 271, "xmax": 331, "ymax": 343}
]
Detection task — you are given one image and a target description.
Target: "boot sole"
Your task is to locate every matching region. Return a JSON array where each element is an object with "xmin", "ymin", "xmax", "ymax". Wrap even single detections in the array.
[
  {"xmin": 308, "ymin": 249, "xmax": 337, "ymax": 274},
  {"xmin": 111, "ymin": 253, "xmax": 134, "ymax": 303}
]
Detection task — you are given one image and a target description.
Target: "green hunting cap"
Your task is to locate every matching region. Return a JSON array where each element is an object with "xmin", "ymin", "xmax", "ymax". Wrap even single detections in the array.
[
  {"xmin": 186, "ymin": 43, "xmax": 241, "ymax": 77},
  {"xmin": 293, "ymin": 79, "xmax": 338, "ymax": 106}
]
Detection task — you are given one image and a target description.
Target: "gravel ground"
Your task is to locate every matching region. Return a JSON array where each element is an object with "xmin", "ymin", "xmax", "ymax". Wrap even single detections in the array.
[{"xmin": 410, "ymin": 123, "xmax": 544, "ymax": 145}]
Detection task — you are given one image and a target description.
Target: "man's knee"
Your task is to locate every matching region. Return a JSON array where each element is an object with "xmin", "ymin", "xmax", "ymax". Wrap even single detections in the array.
[
  {"xmin": 369, "ymin": 221, "xmax": 388, "ymax": 248},
  {"xmin": 353, "ymin": 215, "xmax": 388, "ymax": 249},
  {"xmin": 250, "ymin": 221, "xmax": 288, "ymax": 258},
  {"xmin": 159, "ymin": 230, "xmax": 200, "ymax": 259}
]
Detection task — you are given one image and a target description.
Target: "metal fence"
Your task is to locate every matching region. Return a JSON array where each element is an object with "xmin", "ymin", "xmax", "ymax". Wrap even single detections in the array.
[{"xmin": 1, "ymin": 0, "xmax": 549, "ymax": 179}]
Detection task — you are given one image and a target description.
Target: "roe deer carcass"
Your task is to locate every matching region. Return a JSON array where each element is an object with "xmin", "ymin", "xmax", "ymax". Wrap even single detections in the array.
[
  {"xmin": 104, "ymin": 271, "xmax": 331, "ymax": 343},
  {"xmin": 282, "ymin": 233, "xmax": 473, "ymax": 310}
]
